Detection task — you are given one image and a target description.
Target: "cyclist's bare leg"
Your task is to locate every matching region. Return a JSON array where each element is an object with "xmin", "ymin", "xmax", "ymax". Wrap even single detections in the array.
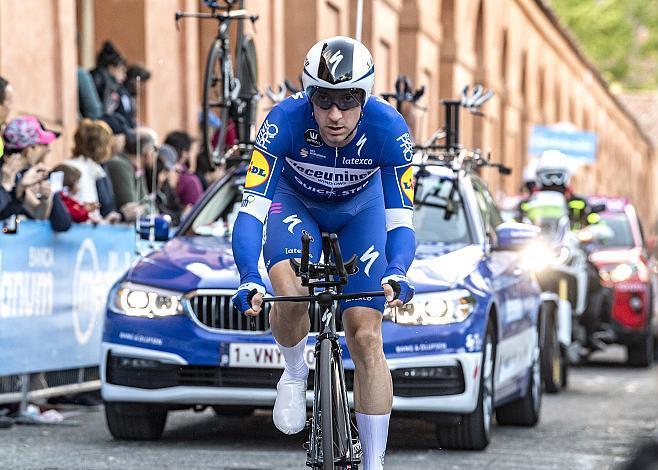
[
  {"xmin": 268, "ymin": 259, "xmax": 310, "ymax": 346},
  {"xmin": 343, "ymin": 306, "xmax": 392, "ymax": 469},
  {"xmin": 268, "ymin": 259, "xmax": 311, "ymax": 435},
  {"xmin": 342, "ymin": 307, "xmax": 392, "ymax": 413}
]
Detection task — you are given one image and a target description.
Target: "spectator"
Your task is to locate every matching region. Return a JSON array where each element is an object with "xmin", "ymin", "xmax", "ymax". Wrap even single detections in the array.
[
  {"xmin": 0, "ymin": 116, "xmax": 59, "ymax": 220},
  {"xmin": 90, "ymin": 41, "xmax": 126, "ymax": 115},
  {"xmin": 164, "ymin": 130, "xmax": 203, "ymax": 212},
  {"xmin": 0, "ymin": 76, "xmax": 14, "ymax": 155},
  {"xmin": 99, "ymin": 113, "xmax": 142, "ymax": 221},
  {"xmin": 67, "ymin": 119, "xmax": 120, "ymax": 222},
  {"xmin": 104, "ymin": 127, "xmax": 154, "ymax": 220},
  {"xmin": 77, "ymin": 67, "xmax": 102, "ymax": 120},
  {"xmin": 51, "ymin": 163, "xmax": 97, "ymax": 223},
  {"xmin": 155, "ymin": 144, "xmax": 183, "ymax": 225},
  {"xmin": 117, "ymin": 63, "xmax": 151, "ymax": 128},
  {"xmin": 100, "ymin": 113, "xmax": 129, "ymax": 159}
]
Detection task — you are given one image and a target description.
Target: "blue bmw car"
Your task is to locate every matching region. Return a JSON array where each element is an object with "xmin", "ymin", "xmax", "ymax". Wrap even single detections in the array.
[{"xmin": 101, "ymin": 161, "xmax": 543, "ymax": 450}]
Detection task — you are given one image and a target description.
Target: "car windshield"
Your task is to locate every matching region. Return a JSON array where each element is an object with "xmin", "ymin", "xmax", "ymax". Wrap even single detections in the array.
[
  {"xmin": 594, "ymin": 213, "xmax": 635, "ymax": 248},
  {"xmin": 182, "ymin": 170, "xmax": 245, "ymax": 237},
  {"xmin": 413, "ymin": 177, "xmax": 473, "ymax": 246},
  {"xmin": 185, "ymin": 171, "xmax": 473, "ymax": 247}
]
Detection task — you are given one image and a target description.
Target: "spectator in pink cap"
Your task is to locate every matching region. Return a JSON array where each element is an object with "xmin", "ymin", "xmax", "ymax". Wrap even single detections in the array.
[{"xmin": 1, "ymin": 115, "xmax": 59, "ymax": 220}]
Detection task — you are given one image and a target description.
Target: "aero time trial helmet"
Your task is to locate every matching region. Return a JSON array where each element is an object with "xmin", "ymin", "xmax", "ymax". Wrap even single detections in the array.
[{"xmin": 302, "ymin": 36, "xmax": 374, "ymax": 108}]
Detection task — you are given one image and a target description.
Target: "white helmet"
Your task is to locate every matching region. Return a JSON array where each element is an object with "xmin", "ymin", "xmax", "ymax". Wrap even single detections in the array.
[
  {"xmin": 535, "ymin": 150, "xmax": 571, "ymax": 189},
  {"xmin": 302, "ymin": 36, "xmax": 374, "ymax": 105}
]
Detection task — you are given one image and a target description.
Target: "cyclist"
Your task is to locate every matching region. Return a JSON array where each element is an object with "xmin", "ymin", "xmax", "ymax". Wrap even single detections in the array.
[{"xmin": 231, "ymin": 36, "xmax": 416, "ymax": 469}]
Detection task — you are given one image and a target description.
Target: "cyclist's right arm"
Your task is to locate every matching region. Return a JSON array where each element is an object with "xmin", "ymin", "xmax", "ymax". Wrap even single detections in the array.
[{"xmin": 232, "ymin": 105, "xmax": 290, "ymax": 313}]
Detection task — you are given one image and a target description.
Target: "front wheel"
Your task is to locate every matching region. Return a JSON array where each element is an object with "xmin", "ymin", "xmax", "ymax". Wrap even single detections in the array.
[
  {"xmin": 104, "ymin": 402, "xmax": 167, "ymax": 440},
  {"xmin": 541, "ymin": 307, "xmax": 565, "ymax": 393},
  {"xmin": 627, "ymin": 333, "xmax": 653, "ymax": 367},
  {"xmin": 320, "ymin": 339, "xmax": 335, "ymax": 470}
]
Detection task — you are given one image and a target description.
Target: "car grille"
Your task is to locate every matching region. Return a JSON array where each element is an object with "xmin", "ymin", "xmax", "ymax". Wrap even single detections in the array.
[
  {"xmin": 186, "ymin": 292, "xmax": 343, "ymax": 332},
  {"xmin": 106, "ymin": 354, "xmax": 464, "ymax": 397}
]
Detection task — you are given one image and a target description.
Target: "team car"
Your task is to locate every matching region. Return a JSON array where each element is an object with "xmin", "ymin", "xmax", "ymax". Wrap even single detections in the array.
[
  {"xmin": 100, "ymin": 145, "xmax": 545, "ymax": 450},
  {"xmin": 581, "ymin": 196, "xmax": 655, "ymax": 366}
]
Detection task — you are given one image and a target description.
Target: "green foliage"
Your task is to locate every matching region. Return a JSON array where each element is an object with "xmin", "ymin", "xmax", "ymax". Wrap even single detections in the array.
[{"xmin": 549, "ymin": 0, "xmax": 658, "ymax": 90}]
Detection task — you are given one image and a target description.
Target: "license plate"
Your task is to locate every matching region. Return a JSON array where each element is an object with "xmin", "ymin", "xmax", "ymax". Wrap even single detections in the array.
[{"xmin": 228, "ymin": 343, "xmax": 317, "ymax": 369}]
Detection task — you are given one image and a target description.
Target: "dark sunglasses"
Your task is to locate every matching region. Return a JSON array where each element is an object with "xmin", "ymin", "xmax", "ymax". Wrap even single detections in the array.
[{"xmin": 309, "ymin": 87, "xmax": 365, "ymax": 111}]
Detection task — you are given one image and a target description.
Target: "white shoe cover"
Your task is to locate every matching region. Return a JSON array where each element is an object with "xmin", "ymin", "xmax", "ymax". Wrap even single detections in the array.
[{"xmin": 273, "ymin": 372, "xmax": 307, "ymax": 434}]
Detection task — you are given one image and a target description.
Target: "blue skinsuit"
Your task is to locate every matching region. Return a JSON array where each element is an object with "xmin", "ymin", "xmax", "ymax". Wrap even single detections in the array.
[{"xmin": 232, "ymin": 92, "xmax": 416, "ymax": 312}]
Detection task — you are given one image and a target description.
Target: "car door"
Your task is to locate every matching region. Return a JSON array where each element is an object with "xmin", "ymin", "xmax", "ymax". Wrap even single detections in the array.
[{"xmin": 471, "ymin": 178, "xmax": 536, "ymax": 397}]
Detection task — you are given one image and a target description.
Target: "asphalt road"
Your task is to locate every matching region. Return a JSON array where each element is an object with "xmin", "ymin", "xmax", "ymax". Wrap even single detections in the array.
[{"xmin": 1, "ymin": 347, "xmax": 656, "ymax": 470}]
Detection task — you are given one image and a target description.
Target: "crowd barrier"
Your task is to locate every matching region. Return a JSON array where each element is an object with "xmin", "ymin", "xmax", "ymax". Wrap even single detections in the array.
[{"xmin": 0, "ymin": 220, "xmax": 136, "ymax": 405}]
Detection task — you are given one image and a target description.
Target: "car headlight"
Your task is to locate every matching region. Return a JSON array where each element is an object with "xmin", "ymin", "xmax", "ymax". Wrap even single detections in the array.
[
  {"xmin": 109, "ymin": 283, "xmax": 184, "ymax": 318},
  {"xmin": 520, "ymin": 242, "xmax": 570, "ymax": 271},
  {"xmin": 383, "ymin": 290, "xmax": 476, "ymax": 326},
  {"xmin": 600, "ymin": 263, "xmax": 640, "ymax": 283}
]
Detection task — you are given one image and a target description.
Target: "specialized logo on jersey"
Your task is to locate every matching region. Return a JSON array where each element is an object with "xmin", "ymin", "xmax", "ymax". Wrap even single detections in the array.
[
  {"xmin": 286, "ymin": 158, "xmax": 378, "ymax": 189},
  {"xmin": 304, "ymin": 129, "xmax": 323, "ymax": 147},
  {"xmin": 360, "ymin": 245, "xmax": 380, "ymax": 277},
  {"xmin": 245, "ymin": 150, "xmax": 272, "ymax": 192},
  {"xmin": 283, "ymin": 214, "xmax": 302, "ymax": 234},
  {"xmin": 356, "ymin": 134, "xmax": 367, "ymax": 157},
  {"xmin": 396, "ymin": 165, "xmax": 414, "ymax": 208},
  {"xmin": 256, "ymin": 119, "xmax": 279, "ymax": 149},
  {"xmin": 300, "ymin": 148, "xmax": 309, "ymax": 158},
  {"xmin": 396, "ymin": 132, "xmax": 414, "ymax": 162}
]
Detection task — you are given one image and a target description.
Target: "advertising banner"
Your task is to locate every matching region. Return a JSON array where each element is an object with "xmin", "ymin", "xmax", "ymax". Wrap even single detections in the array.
[
  {"xmin": 0, "ymin": 221, "xmax": 135, "ymax": 376},
  {"xmin": 529, "ymin": 125, "xmax": 598, "ymax": 163}
]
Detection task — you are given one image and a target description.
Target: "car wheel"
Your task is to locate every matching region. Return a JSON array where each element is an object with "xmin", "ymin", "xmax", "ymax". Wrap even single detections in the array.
[
  {"xmin": 541, "ymin": 308, "xmax": 564, "ymax": 393},
  {"xmin": 435, "ymin": 320, "xmax": 495, "ymax": 450},
  {"xmin": 560, "ymin": 345, "xmax": 569, "ymax": 388},
  {"xmin": 496, "ymin": 337, "xmax": 542, "ymax": 426},
  {"xmin": 627, "ymin": 333, "xmax": 653, "ymax": 367},
  {"xmin": 212, "ymin": 405, "xmax": 256, "ymax": 417},
  {"xmin": 104, "ymin": 401, "xmax": 167, "ymax": 440}
]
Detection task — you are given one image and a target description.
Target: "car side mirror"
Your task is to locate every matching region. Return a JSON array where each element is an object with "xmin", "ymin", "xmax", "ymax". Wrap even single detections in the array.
[
  {"xmin": 137, "ymin": 214, "xmax": 171, "ymax": 242},
  {"xmin": 494, "ymin": 222, "xmax": 541, "ymax": 251}
]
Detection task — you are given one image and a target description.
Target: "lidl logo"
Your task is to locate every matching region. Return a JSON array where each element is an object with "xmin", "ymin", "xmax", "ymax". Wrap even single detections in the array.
[
  {"xmin": 245, "ymin": 150, "xmax": 271, "ymax": 188},
  {"xmin": 400, "ymin": 166, "xmax": 414, "ymax": 203}
]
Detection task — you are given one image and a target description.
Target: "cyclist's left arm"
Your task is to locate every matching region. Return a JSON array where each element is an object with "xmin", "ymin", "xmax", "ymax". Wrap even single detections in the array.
[{"xmin": 379, "ymin": 114, "xmax": 416, "ymax": 304}]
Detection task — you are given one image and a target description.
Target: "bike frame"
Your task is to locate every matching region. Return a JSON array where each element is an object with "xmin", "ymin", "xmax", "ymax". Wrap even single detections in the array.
[{"xmin": 262, "ymin": 232, "xmax": 385, "ymax": 469}]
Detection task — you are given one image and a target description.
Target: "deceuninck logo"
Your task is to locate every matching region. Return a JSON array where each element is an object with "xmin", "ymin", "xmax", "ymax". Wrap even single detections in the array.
[
  {"xmin": 245, "ymin": 150, "xmax": 271, "ymax": 188},
  {"xmin": 399, "ymin": 166, "xmax": 414, "ymax": 204}
]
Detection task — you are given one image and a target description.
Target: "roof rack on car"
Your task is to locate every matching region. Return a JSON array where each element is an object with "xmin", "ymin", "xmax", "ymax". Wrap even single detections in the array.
[{"xmin": 413, "ymin": 84, "xmax": 510, "ymax": 176}]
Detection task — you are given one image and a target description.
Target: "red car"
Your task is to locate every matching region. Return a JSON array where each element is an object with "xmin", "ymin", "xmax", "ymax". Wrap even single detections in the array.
[{"xmin": 585, "ymin": 197, "xmax": 655, "ymax": 367}]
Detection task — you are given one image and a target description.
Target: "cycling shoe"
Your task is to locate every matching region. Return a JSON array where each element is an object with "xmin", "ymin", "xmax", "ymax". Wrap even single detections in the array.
[{"xmin": 273, "ymin": 372, "xmax": 307, "ymax": 434}]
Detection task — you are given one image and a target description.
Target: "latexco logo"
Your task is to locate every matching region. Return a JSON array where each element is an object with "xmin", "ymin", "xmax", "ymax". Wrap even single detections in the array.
[{"xmin": 245, "ymin": 150, "xmax": 271, "ymax": 188}]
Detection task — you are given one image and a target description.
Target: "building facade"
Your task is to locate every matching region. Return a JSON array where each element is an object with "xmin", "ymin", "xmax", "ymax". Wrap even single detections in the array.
[{"xmin": 0, "ymin": 0, "xmax": 654, "ymax": 228}]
